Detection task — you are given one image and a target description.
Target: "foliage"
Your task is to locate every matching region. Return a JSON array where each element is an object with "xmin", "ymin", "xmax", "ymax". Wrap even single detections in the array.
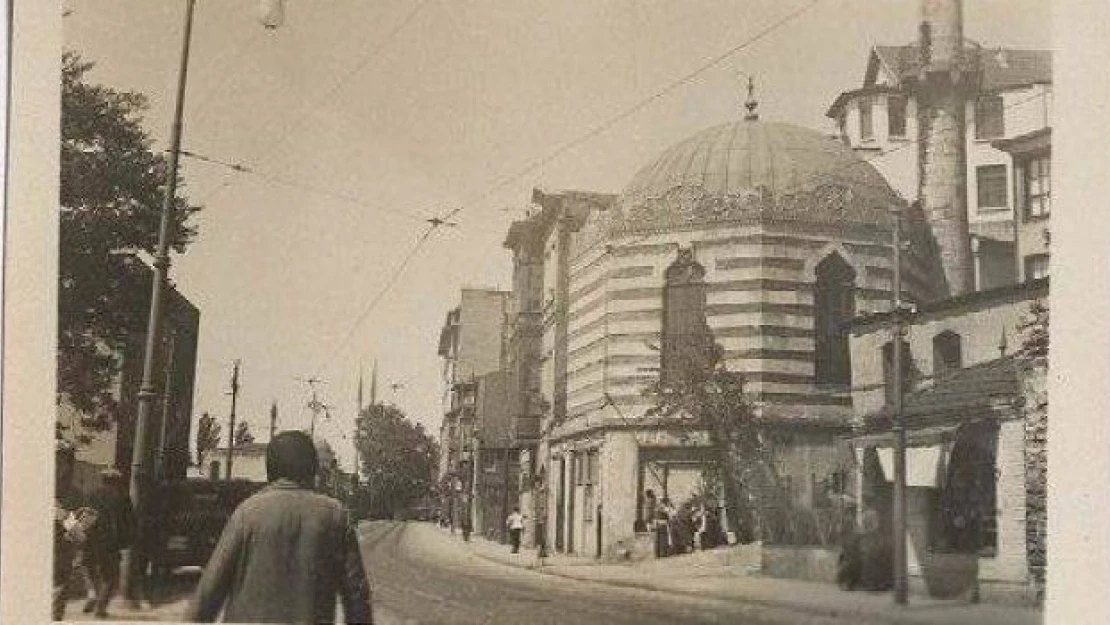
[
  {"xmin": 762, "ymin": 505, "xmax": 855, "ymax": 547},
  {"xmin": 58, "ymin": 51, "xmax": 200, "ymax": 432},
  {"xmin": 195, "ymin": 412, "xmax": 221, "ymax": 464},
  {"xmin": 1017, "ymin": 298, "xmax": 1049, "ymax": 365},
  {"xmin": 643, "ymin": 321, "xmax": 785, "ymax": 542},
  {"xmin": 1017, "ymin": 298, "xmax": 1049, "ymax": 592},
  {"xmin": 233, "ymin": 421, "xmax": 255, "ymax": 447},
  {"xmin": 356, "ymin": 403, "xmax": 439, "ymax": 519}
]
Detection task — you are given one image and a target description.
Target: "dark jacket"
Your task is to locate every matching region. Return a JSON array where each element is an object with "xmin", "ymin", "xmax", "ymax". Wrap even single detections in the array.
[
  {"xmin": 188, "ymin": 479, "xmax": 373, "ymax": 624},
  {"xmin": 87, "ymin": 486, "xmax": 136, "ymax": 556}
]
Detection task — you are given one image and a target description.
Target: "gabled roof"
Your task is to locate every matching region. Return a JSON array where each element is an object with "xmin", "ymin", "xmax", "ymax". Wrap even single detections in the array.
[
  {"xmin": 830, "ymin": 45, "xmax": 1052, "ymax": 118},
  {"xmin": 872, "ymin": 45, "xmax": 1051, "ymax": 92}
]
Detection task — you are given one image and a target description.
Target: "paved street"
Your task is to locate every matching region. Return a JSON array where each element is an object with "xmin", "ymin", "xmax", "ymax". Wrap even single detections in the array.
[
  {"xmin": 365, "ymin": 521, "xmax": 887, "ymax": 625},
  {"xmin": 58, "ymin": 520, "xmax": 1041, "ymax": 624}
]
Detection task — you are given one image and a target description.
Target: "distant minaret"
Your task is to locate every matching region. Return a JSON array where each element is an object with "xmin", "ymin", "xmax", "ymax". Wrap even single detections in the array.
[
  {"xmin": 357, "ymin": 366, "xmax": 364, "ymax": 412},
  {"xmin": 914, "ymin": 0, "xmax": 975, "ymax": 295},
  {"xmin": 370, "ymin": 359, "xmax": 379, "ymax": 406}
]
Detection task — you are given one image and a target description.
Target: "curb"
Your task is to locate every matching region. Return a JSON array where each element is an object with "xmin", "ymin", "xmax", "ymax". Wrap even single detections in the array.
[{"xmin": 465, "ymin": 545, "xmax": 1037, "ymax": 625}]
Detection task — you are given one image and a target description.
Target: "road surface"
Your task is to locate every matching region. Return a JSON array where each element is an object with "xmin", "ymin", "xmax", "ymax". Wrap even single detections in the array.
[{"xmin": 361, "ymin": 521, "xmax": 852, "ymax": 625}]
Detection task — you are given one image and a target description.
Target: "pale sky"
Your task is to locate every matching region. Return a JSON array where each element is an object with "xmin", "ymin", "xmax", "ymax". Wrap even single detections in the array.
[{"xmin": 63, "ymin": 0, "xmax": 1051, "ymax": 471}]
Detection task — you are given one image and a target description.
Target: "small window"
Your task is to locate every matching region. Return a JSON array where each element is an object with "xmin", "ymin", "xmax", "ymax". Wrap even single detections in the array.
[
  {"xmin": 1024, "ymin": 254, "xmax": 1049, "ymax": 281},
  {"xmin": 975, "ymin": 95, "xmax": 1005, "ymax": 139},
  {"xmin": 888, "ymin": 95, "xmax": 907, "ymax": 137},
  {"xmin": 932, "ymin": 331, "xmax": 962, "ymax": 379},
  {"xmin": 1023, "ymin": 155, "xmax": 1051, "ymax": 219},
  {"xmin": 859, "ymin": 97, "xmax": 874, "ymax": 140},
  {"xmin": 976, "ymin": 165, "xmax": 1008, "ymax": 210}
]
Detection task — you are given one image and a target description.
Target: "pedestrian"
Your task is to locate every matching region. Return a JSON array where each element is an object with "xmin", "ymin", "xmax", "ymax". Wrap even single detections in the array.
[
  {"xmin": 675, "ymin": 503, "xmax": 695, "ymax": 554},
  {"xmin": 84, "ymin": 467, "xmax": 136, "ymax": 619},
  {"xmin": 654, "ymin": 498, "xmax": 673, "ymax": 557},
  {"xmin": 54, "ymin": 441, "xmax": 81, "ymax": 620},
  {"xmin": 53, "ymin": 441, "xmax": 101, "ymax": 620},
  {"xmin": 188, "ymin": 431, "xmax": 374, "ymax": 624},
  {"xmin": 638, "ymin": 489, "xmax": 657, "ymax": 533},
  {"xmin": 461, "ymin": 514, "xmax": 473, "ymax": 542},
  {"xmin": 506, "ymin": 507, "xmax": 525, "ymax": 554}
]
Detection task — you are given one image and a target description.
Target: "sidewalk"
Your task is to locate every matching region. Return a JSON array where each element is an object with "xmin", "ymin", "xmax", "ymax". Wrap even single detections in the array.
[
  {"xmin": 60, "ymin": 596, "xmax": 192, "ymax": 622},
  {"xmin": 448, "ymin": 526, "xmax": 1042, "ymax": 625},
  {"xmin": 59, "ymin": 569, "xmax": 199, "ymax": 623}
]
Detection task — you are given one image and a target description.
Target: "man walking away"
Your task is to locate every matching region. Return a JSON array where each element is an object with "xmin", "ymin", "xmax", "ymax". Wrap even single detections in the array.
[
  {"xmin": 188, "ymin": 431, "xmax": 374, "ymax": 624},
  {"xmin": 85, "ymin": 468, "xmax": 136, "ymax": 618},
  {"xmin": 506, "ymin": 507, "xmax": 525, "ymax": 554}
]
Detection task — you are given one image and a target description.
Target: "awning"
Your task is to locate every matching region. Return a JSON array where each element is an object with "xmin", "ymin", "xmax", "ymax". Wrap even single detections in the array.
[
  {"xmin": 849, "ymin": 421, "xmax": 963, "ymax": 449},
  {"xmin": 874, "ymin": 446, "xmax": 948, "ymax": 488}
]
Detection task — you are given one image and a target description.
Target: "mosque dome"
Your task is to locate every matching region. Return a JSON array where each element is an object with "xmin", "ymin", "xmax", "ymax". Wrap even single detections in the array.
[{"xmin": 603, "ymin": 120, "xmax": 902, "ymax": 236}]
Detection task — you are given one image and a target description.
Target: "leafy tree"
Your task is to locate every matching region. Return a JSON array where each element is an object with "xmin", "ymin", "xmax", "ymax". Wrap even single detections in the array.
[
  {"xmin": 644, "ymin": 321, "xmax": 785, "ymax": 543},
  {"xmin": 58, "ymin": 51, "xmax": 200, "ymax": 432},
  {"xmin": 233, "ymin": 421, "xmax": 255, "ymax": 447},
  {"xmin": 195, "ymin": 412, "xmax": 221, "ymax": 465},
  {"xmin": 356, "ymin": 403, "xmax": 438, "ymax": 519}
]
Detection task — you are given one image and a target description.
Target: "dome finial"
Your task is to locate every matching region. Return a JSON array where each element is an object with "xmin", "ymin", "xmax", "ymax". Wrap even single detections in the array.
[{"xmin": 744, "ymin": 75, "xmax": 759, "ymax": 121}]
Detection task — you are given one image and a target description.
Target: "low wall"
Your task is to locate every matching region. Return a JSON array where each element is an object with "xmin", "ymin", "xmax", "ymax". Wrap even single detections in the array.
[
  {"xmin": 607, "ymin": 531, "xmax": 655, "ymax": 562},
  {"xmin": 761, "ymin": 545, "xmax": 841, "ymax": 583}
]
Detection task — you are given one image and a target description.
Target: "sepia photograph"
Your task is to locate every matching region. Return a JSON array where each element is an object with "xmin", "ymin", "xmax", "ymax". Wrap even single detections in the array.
[{"xmin": 5, "ymin": 0, "xmax": 1108, "ymax": 623}]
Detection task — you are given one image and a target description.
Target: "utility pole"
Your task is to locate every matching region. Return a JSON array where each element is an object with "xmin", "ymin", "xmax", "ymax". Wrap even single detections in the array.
[
  {"xmin": 156, "ymin": 330, "xmax": 178, "ymax": 481},
  {"xmin": 269, "ymin": 401, "xmax": 278, "ymax": 441},
  {"xmin": 355, "ymin": 368, "xmax": 363, "ymax": 487},
  {"xmin": 123, "ymin": 0, "xmax": 196, "ymax": 600},
  {"xmin": 225, "ymin": 360, "xmax": 241, "ymax": 480},
  {"xmin": 502, "ymin": 441, "xmax": 512, "ymax": 543},
  {"xmin": 295, "ymin": 376, "xmax": 327, "ymax": 439},
  {"xmin": 890, "ymin": 205, "xmax": 910, "ymax": 605}
]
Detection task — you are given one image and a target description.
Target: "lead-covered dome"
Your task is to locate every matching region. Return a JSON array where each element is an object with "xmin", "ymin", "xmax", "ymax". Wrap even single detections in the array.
[{"xmin": 600, "ymin": 120, "xmax": 902, "ymax": 236}]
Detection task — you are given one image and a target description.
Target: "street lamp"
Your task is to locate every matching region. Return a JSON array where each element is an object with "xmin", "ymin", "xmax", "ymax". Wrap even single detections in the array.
[
  {"xmin": 258, "ymin": 0, "xmax": 285, "ymax": 29},
  {"xmin": 124, "ymin": 0, "xmax": 285, "ymax": 598}
]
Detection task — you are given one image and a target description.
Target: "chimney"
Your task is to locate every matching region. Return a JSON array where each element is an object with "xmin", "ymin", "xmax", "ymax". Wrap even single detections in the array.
[{"xmin": 915, "ymin": 0, "xmax": 975, "ymax": 296}]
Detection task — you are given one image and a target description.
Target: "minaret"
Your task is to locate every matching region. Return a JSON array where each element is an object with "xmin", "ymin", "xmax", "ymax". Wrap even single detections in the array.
[{"xmin": 914, "ymin": 0, "xmax": 975, "ymax": 296}]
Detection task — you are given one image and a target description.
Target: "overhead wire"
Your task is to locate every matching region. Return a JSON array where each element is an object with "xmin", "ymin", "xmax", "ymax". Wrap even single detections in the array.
[
  {"xmin": 315, "ymin": 223, "xmax": 442, "ymax": 378},
  {"xmin": 274, "ymin": 0, "xmax": 831, "ymax": 426},
  {"xmin": 195, "ymin": 0, "xmax": 435, "ymax": 208},
  {"xmin": 439, "ymin": 0, "xmax": 826, "ymax": 226},
  {"xmin": 180, "ymin": 149, "xmax": 435, "ymax": 224}
]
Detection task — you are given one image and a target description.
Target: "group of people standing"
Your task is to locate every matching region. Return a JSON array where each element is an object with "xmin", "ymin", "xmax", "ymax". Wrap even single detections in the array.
[
  {"xmin": 53, "ymin": 442, "xmax": 137, "ymax": 620},
  {"xmin": 641, "ymin": 489, "xmax": 727, "ymax": 558}
]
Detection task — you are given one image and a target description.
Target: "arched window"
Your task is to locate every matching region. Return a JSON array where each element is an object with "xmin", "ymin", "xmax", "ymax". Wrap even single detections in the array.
[
  {"xmin": 932, "ymin": 330, "xmax": 963, "ymax": 379},
  {"xmin": 661, "ymin": 249, "xmax": 709, "ymax": 386},
  {"xmin": 814, "ymin": 253, "xmax": 857, "ymax": 386}
]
